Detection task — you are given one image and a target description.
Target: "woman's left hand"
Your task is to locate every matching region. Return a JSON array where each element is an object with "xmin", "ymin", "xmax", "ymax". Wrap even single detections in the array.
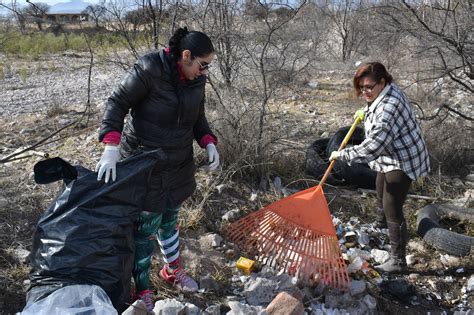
[{"xmin": 206, "ymin": 144, "xmax": 220, "ymax": 171}]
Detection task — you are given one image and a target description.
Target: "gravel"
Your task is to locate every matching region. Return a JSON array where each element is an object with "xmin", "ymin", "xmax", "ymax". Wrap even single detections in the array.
[{"xmin": 1, "ymin": 53, "xmax": 126, "ymax": 118}]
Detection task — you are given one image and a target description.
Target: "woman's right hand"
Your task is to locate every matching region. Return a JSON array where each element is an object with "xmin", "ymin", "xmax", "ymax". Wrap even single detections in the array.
[{"xmin": 96, "ymin": 145, "xmax": 121, "ymax": 183}]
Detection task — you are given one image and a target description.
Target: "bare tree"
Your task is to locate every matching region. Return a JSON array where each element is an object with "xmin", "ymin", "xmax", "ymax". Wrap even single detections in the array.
[
  {"xmin": 23, "ymin": 1, "xmax": 49, "ymax": 31},
  {"xmin": 379, "ymin": 0, "xmax": 473, "ymax": 94},
  {"xmin": 84, "ymin": 3, "xmax": 106, "ymax": 29},
  {"xmin": 194, "ymin": 0, "xmax": 314, "ymax": 183},
  {"xmin": 197, "ymin": 0, "xmax": 246, "ymax": 87},
  {"xmin": 125, "ymin": 7, "xmax": 151, "ymax": 32},
  {"xmin": 0, "ymin": 1, "xmax": 27, "ymax": 33},
  {"xmin": 316, "ymin": 0, "xmax": 367, "ymax": 62}
]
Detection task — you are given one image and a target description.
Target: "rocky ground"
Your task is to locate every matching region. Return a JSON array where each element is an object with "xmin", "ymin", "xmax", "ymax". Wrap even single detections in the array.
[{"xmin": 0, "ymin": 52, "xmax": 473, "ymax": 314}]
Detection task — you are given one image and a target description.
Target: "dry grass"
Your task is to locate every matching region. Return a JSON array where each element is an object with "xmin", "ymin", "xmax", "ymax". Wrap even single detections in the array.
[
  {"xmin": 423, "ymin": 118, "xmax": 473, "ymax": 177},
  {"xmin": 1, "ymin": 60, "xmax": 472, "ymax": 314}
]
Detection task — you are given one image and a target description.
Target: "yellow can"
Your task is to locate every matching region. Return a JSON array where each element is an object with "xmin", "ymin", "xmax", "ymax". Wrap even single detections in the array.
[{"xmin": 236, "ymin": 257, "xmax": 255, "ymax": 275}]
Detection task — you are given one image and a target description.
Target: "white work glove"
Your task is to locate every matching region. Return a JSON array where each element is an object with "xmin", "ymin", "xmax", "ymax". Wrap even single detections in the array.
[
  {"xmin": 95, "ymin": 145, "xmax": 120, "ymax": 183},
  {"xmin": 329, "ymin": 151, "xmax": 341, "ymax": 162},
  {"xmin": 206, "ymin": 143, "xmax": 220, "ymax": 171}
]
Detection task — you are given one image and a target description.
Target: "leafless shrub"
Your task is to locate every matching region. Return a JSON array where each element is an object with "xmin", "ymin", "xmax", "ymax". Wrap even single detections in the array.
[
  {"xmin": 314, "ymin": 0, "xmax": 369, "ymax": 62},
  {"xmin": 193, "ymin": 0, "xmax": 314, "ymax": 185},
  {"xmin": 374, "ymin": 1, "xmax": 473, "ymax": 107},
  {"xmin": 423, "ymin": 117, "xmax": 473, "ymax": 176}
]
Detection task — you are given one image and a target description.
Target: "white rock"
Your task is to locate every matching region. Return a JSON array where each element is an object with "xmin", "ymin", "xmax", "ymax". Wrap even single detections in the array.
[
  {"xmin": 408, "ymin": 273, "xmax": 419, "ymax": 281},
  {"xmin": 440, "ymin": 254, "xmax": 461, "ymax": 267},
  {"xmin": 184, "ymin": 302, "xmax": 200, "ymax": 315},
  {"xmin": 244, "ymin": 277, "xmax": 276, "ymax": 305},
  {"xmin": 307, "ymin": 81, "xmax": 318, "ymax": 89},
  {"xmin": 153, "ymin": 298, "xmax": 185, "ymax": 315},
  {"xmin": 406, "ymin": 254, "xmax": 416, "ymax": 266},
  {"xmin": 12, "ymin": 247, "xmax": 30, "ymax": 264},
  {"xmin": 227, "ymin": 301, "xmax": 263, "ymax": 315},
  {"xmin": 122, "ymin": 300, "xmax": 147, "ymax": 315},
  {"xmin": 222, "ymin": 209, "xmax": 240, "ymax": 221},
  {"xmin": 370, "ymin": 249, "xmax": 390, "ymax": 264},
  {"xmin": 445, "ymin": 276, "xmax": 454, "ymax": 283},
  {"xmin": 199, "ymin": 234, "xmax": 223, "ymax": 248},
  {"xmin": 465, "ymin": 174, "xmax": 474, "ymax": 182},
  {"xmin": 467, "ymin": 275, "xmax": 474, "ymax": 292}
]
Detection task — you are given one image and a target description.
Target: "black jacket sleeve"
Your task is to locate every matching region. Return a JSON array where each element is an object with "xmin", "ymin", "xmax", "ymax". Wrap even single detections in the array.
[
  {"xmin": 193, "ymin": 95, "xmax": 217, "ymax": 145},
  {"xmin": 98, "ymin": 55, "xmax": 160, "ymax": 142}
]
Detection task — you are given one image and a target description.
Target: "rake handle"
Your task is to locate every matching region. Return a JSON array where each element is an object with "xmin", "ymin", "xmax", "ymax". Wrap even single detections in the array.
[{"xmin": 318, "ymin": 116, "xmax": 363, "ymax": 187}]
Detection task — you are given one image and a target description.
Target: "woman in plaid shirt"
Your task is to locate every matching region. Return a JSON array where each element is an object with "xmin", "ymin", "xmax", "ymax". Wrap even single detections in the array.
[{"xmin": 330, "ymin": 62, "xmax": 430, "ymax": 273}]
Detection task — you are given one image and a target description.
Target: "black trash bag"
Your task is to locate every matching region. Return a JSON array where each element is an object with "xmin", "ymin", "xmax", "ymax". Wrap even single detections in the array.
[
  {"xmin": 326, "ymin": 126, "xmax": 377, "ymax": 189},
  {"xmin": 305, "ymin": 126, "xmax": 377, "ymax": 189},
  {"xmin": 28, "ymin": 149, "xmax": 166, "ymax": 312},
  {"xmin": 33, "ymin": 157, "xmax": 78, "ymax": 185},
  {"xmin": 305, "ymin": 138, "xmax": 344, "ymax": 186},
  {"xmin": 380, "ymin": 279, "xmax": 417, "ymax": 302}
]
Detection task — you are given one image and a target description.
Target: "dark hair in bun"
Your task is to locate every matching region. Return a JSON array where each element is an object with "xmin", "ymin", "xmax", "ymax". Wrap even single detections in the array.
[{"xmin": 168, "ymin": 27, "xmax": 214, "ymax": 62}]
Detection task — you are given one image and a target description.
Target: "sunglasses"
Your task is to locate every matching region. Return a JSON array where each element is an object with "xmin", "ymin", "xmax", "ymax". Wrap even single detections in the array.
[
  {"xmin": 196, "ymin": 59, "xmax": 211, "ymax": 71},
  {"xmin": 359, "ymin": 82, "xmax": 378, "ymax": 93}
]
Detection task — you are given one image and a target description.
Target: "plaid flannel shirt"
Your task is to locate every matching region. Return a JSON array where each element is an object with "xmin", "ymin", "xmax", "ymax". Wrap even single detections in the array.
[{"xmin": 339, "ymin": 84, "xmax": 430, "ymax": 180}]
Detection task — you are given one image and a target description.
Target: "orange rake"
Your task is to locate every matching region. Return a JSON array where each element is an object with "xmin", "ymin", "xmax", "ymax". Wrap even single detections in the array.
[{"xmin": 224, "ymin": 117, "xmax": 363, "ymax": 290}]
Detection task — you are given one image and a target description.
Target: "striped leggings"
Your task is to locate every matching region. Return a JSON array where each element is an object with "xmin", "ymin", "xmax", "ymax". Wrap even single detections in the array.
[{"xmin": 133, "ymin": 203, "xmax": 180, "ymax": 292}]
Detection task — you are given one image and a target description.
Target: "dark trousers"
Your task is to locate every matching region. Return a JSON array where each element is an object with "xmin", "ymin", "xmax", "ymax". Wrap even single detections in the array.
[{"xmin": 376, "ymin": 170, "xmax": 412, "ymax": 258}]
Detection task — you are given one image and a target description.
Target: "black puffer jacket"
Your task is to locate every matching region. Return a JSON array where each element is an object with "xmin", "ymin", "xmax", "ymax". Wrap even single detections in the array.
[{"xmin": 99, "ymin": 50, "xmax": 216, "ymax": 213}]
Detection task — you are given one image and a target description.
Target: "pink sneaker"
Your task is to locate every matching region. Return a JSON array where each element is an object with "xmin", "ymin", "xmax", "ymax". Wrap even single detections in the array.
[
  {"xmin": 136, "ymin": 289, "xmax": 155, "ymax": 313},
  {"xmin": 159, "ymin": 266, "xmax": 198, "ymax": 293}
]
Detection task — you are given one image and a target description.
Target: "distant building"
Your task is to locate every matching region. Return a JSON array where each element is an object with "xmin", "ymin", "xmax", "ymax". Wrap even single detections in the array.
[{"xmin": 45, "ymin": 12, "xmax": 89, "ymax": 23}]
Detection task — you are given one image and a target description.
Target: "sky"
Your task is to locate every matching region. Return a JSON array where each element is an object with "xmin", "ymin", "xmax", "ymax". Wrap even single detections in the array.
[
  {"xmin": 1, "ymin": 0, "xmax": 99, "ymax": 7},
  {"xmin": 0, "ymin": 0, "xmax": 100, "ymax": 15}
]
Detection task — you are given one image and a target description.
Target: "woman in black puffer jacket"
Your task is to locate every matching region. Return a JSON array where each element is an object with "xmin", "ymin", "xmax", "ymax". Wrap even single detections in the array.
[{"xmin": 96, "ymin": 27, "xmax": 218, "ymax": 311}]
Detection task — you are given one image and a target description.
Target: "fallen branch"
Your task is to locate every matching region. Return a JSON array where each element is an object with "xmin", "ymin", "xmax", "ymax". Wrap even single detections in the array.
[
  {"xmin": 331, "ymin": 187, "xmax": 448, "ymax": 202},
  {"xmin": 357, "ymin": 188, "xmax": 448, "ymax": 201},
  {"xmin": 0, "ymin": 120, "xmax": 77, "ymax": 164}
]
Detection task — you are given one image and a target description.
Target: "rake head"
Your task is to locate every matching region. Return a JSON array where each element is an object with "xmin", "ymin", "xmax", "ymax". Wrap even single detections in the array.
[{"xmin": 224, "ymin": 186, "xmax": 349, "ymax": 290}]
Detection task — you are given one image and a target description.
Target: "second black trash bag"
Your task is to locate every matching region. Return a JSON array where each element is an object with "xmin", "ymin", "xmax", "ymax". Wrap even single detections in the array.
[{"xmin": 27, "ymin": 149, "xmax": 167, "ymax": 312}]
